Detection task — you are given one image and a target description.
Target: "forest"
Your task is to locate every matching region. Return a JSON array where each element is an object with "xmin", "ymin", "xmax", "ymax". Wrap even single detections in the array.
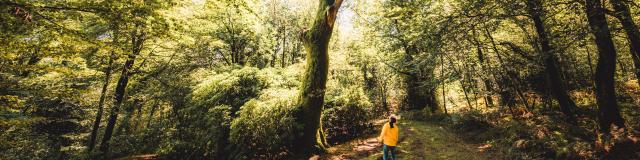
[{"xmin": 1, "ymin": 0, "xmax": 640, "ymax": 159}]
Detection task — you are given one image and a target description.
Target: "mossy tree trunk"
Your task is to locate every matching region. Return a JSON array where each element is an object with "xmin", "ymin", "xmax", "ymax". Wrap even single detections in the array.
[
  {"xmin": 610, "ymin": 0, "xmax": 640, "ymax": 86},
  {"xmin": 99, "ymin": 29, "xmax": 146, "ymax": 155},
  {"xmin": 88, "ymin": 53, "xmax": 114, "ymax": 152},
  {"xmin": 526, "ymin": 0, "xmax": 577, "ymax": 119},
  {"xmin": 295, "ymin": 0, "xmax": 343, "ymax": 155},
  {"xmin": 584, "ymin": 0, "xmax": 626, "ymax": 132}
]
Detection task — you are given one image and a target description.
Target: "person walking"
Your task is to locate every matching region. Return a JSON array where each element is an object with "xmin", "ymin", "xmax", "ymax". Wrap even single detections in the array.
[{"xmin": 378, "ymin": 115, "xmax": 399, "ymax": 160}]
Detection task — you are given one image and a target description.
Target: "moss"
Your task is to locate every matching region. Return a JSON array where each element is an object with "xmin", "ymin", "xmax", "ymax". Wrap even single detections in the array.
[{"xmin": 294, "ymin": 0, "xmax": 344, "ymax": 155}]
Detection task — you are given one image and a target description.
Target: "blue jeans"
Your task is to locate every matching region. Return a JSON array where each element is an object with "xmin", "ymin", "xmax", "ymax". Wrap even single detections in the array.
[{"xmin": 383, "ymin": 145, "xmax": 396, "ymax": 160}]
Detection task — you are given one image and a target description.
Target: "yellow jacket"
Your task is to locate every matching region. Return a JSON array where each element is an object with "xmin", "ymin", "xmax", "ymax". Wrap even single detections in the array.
[{"xmin": 378, "ymin": 122, "xmax": 399, "ymax": 146}]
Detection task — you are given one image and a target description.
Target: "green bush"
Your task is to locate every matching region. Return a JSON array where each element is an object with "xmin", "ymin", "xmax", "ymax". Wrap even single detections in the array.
[
  {"xmin": 161, "ymin": 105, "xmax": 232, "ymax": 159},
  {"xmin": 190, "ymin": 67, "xmax": 268, "ymax": 114},
  {"xmin": 322, "ymin": 86, "xmax": 375, "ymax": 143},
  {"xmin": 164, "ymin": 67, "xmax": 267, "ymax": 159},
  {"xmin": 229, "ymin": 88, "xmax": 301, "ymax": 159},
  {"xmin": 163, "ymin": 65, "xmax": 381, "ymax": 159},
  {"xmin": 0, "ymin": 118, "xmax": 50, "ymax": 160}
]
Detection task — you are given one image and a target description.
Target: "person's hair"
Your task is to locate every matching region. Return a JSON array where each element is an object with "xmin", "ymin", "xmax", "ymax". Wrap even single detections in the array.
[{"xmin": 389, "ymin": 115, "xmax": 397, "ymax": 128}]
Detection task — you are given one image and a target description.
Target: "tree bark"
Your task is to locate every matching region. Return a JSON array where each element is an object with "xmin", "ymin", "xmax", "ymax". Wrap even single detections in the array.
[
  {"xmin": 476, "ymin": 45, "xmax": 495, "ymax": 108},
  {"xmin": 295, "ymin": 0, "xmax": 343, "ymax": 155},
  {"xmin": 87, "ymin": 53, "xmax": 114, "ymax": 152},
  {"xmin": 272, "ymin": 31, "xmax": 280, "ymax": 68},
  {"xmin": 441, "ymin": 54, "xmax": 448, "ymax": 114},
  {"xmin": 461, "ymin": 79, "xmax": 473, "ymax": 109},
  {"xmin": 584, "ymin": 0, "xmax": 626, "ymax": 132},
  {"xmin": 526, "ymin": 0, "xmax": 577, "ymax": 118},
  {"xmin": 282, "ymin": 24, "xmax": 287, "ymax": 68},
  {"xmin": 586, "ymin": 44, "xmax": 595, "ymax": 79},
  {"xmin": 99, "ymin": 29, "xmax": 145, "ymax": 155},
  {"xmin": 610, "ymin": 0, "xmax": 640, "ymax": 86}
]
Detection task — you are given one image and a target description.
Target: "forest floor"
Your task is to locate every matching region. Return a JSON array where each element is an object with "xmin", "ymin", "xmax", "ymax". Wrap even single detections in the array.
[
  {"xmin": 316, "ymin": 120, "xmax": 501, "ymax": 160},
  {"xmin": 118, "ymin": 120, "xmax": 502, "ymax": 160}
]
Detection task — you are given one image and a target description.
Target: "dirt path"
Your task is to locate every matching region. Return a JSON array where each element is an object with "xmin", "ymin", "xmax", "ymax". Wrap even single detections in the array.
[{"xmin": 318, "ymin": 120, "xmax": 496, "ymax": 160}]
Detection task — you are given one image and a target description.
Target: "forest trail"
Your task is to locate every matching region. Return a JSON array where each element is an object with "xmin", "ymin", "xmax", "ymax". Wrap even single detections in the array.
[{"xmin": 317, "ymin": 120, "xmax": 497, "ymax": 160}]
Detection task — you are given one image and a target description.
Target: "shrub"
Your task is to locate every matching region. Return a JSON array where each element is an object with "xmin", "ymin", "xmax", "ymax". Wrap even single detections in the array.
[
  {"xmin": 190, "ymin": 67, "xmax": 268, "ymax": 114},
  {"xmin": 229, "ymin": 88, "xmax": 301, "ymax": 159},
  {"xmin": 161, "ymin": 105, "xmax": 232, "ymax": 159},
  {"xmin": 163, "ymin": 67, "xmax": 267, "ymax": 159},
  {"xmin": 0, "ymin": 118, "xmax": 50, "ymax": 160},
  {"xmin": 322, "ymin": 86, "xmax": 375, "ymax": 143}
]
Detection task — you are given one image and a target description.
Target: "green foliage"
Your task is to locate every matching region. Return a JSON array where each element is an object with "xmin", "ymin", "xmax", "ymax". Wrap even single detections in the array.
[
  {"xmin": 322, "ymin": 86, "xmax": 375, "ymax": 143},
  {"xmin": 162, "ymin": 105, "xmax": 232, "ymax": 159},
  {"xmin": 191, "ymin": 67, "xmax": 268, "ymax": 113},
  {"xmin": 165, "ymin": 67, "xmax": 267, "ymax": 158},
  {"xmin": 0, "ymin": 118, "xmax": 50, "ymax": 160},
  {"xmin": 3, "ymin": 0, "xmax": 640, "ymax": 159},
  {"xmin": 164, "ymin": 65, "xmax": 306, "ymax": 159},
  {"xmin": 229, "ymin": 88, "xmax": 302, "ymax": 159},
  {"xmin": 225, "ymin": 66, "xmax": 302, "ymax": 159},
  {"xmin": 451, "ymin": 109, "xmax": 630, "ymax": 159}
]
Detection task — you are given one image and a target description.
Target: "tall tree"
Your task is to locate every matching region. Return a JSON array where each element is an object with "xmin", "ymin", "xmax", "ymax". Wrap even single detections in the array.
[
  {"xmin": 87, "ymin": 53, "xmax": 114, "ymax": 152},
  {"xmin": 526, "ymin": 0, "xmax": 577, "ymax": 118},
  {"xmin": 609, "ymin": 0, "xmax": 640, "ymax": 86},
  {"xmin": 99, "ymin": 27, "xmax": 146, "ymax": 154},
  {"xmin": 295, "ymin": 0, "xmax": 343, "ymax": 154},
  {"xmin": 583, "ymin": 0, "xmax": 626, "ymax": 132}
]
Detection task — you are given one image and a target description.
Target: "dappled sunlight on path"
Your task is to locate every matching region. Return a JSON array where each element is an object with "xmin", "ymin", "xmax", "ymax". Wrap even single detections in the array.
[
  {"xmin": 320, "ymin": 137, "xmax": 383, "ymax": 160},
  {"xmin": 318, "ymin": 120, "xmax": 496, "ymax": 160}
]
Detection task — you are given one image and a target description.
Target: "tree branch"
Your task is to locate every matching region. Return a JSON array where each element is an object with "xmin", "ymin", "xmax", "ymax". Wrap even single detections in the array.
[
  {"xmin": 326, "ymin": 0, "xmax": 344, "ymax": 28},
  {"xmin": 1, "ymin": 2, "xmax": 107, "ymax": 13},
  {"xmin": 499, "ymin": 41, "xmax": 536, "ymax": 62}
]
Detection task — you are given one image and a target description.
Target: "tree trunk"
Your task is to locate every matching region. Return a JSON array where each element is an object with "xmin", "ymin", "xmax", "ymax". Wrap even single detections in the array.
[
  {"xmin": 100, "ymin": 30, "xmax": 145, "ymax": 155},
  {"xmin": 618, "ymin": 62, "xmax": 627, "ymax": 79},
  {"xmin": 282, "ymin": 24, "xmax": 287, "ymax": 68},
  {"xmin": 610, "ymin": 0, "xmax": 640, "ymax": 86},
  {"xmin": 584, "ymin": 0, "xmax": 626, "ymax": 132},
  {"xmin": 425, "ymin": 87, "xmax": 438, "ymax": 113},
  {"xmin": 441, "ymin": 54, "xmax": 448, "ymax": 115},
  {"xmin": 295, "ymin": 0, "xmax": 343, "ymax": 155},
  {"xmin": 586, "ymin": 44, "xmax": 595, "ymax": 79},
  {"xmin": 381, "ymin": 79, "xmax": 390, "ymax": 112},
  {"xmin": 146, "ymin": 102, "xmax": 158, "ymax": 128},
  {"xmin": 88, "ymin": 54, "xmax": 114, "ymax": 152},
  {"xmin": 99, "ymin": 55, "xmax": 134, "ymax": 155},
  {"xmin": 527, "ymin": 0, "xmax": 577, "ymax": 118},
  {"xmin": 132, "ymin": 99, "xmax": 144, "ymax": 132},
  {"xmin": 271, "ymin": 34, "xmax": 279, "ymax": 67},
  {"xmin": 292, "ymin": 40, "xmax": 300, "ymax": 64},
  {"xmin": 461, "ymin": 79, "xmax": 473, "ymax": 109},
  {"xmin": 486, "ymin": 28, "xmax": 520, "ymax": 112},
  {"xmin": 463, "ymin": 55, "xmax": 477, "ymax": 109},
  {"xmin": 476, "ymin": 45, "xmax": 495, "ymax": 108}
]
